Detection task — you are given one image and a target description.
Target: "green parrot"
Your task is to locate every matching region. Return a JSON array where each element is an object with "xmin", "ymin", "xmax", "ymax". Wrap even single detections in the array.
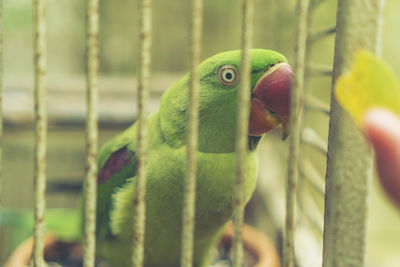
[{"xmin": 95, "ymin": 49, "xmax": 293, "ymax": 266}]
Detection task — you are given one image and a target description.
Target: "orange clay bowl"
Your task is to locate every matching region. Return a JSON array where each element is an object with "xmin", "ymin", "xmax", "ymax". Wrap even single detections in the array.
[{"xmin": 5, "ymin": 223, "xmax": 280, "ymax": 267}]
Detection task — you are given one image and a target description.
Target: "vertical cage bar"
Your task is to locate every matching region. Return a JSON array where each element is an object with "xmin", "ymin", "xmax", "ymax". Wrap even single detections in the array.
[
  {"xmin": 180, "ymin": 0, "xmax": 202, "ymax": 266},
  {"xmin": 0, "ymin": 0, "xmax": 3, "ymax": 214},
  {"xmin": 283, "ymin": 1, "xmax": 309, "ymax": 267},
  {"xmin": 0, "ymin": 0, "xmax": 3, "ymax": 254},
  {"xmin": 232, "ymin": 0, "xmax": 254, "ymax": 266},
  {"xmin": 83, "ymin": 0, "xmax": 99, "ymax": 265},
  {"xmin": 132, "ymin": 0, "xmax": 151, "ymax": 266},
  {"xmin": 33, "ymin": 0, "xmax": 47, "ymax": 265},
  {"xmin": 322, "ymin": 1, "xmax": 384, "ymax": 267},
  {"xmin": 273, "ymin": 0, "xmax": 285, "ymax": 49}
]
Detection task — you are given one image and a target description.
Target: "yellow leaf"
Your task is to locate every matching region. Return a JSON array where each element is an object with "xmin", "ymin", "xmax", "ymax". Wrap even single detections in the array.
[{"xmin": 335, "ymin": 50, "xmax": 400, "ymax": 125}]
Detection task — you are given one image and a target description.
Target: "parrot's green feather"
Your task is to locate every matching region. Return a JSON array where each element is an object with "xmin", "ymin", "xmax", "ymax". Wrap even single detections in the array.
[{"xmin": 95, "ymin": 49, "xmax": 288, "ymax": 266}]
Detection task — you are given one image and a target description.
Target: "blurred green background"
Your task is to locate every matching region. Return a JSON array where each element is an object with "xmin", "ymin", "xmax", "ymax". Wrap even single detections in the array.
[{"xmin": 1, "ymin": 0, "xmax": 400, "ymax": 266}]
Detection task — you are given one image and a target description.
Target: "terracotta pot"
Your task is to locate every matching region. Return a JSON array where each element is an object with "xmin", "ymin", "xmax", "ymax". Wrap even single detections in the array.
[
  {"xmin": 4, "ymin": 233, "xmax": 84, "ymax": 267},
  {"xmin": 4, "ymin": 234, "xmax": 56, "ymax": 267},
  {"xmin": 5, "ymin": 224, "xmax": 280, "ymax": 267},
  {"xmin": 222, "ymin": 222, "xmax": 281, "ymax": 267}
]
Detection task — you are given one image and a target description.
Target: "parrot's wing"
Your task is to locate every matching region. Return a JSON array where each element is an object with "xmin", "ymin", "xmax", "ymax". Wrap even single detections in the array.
[
  {"xmin": 96, "ymin": 125, "xmax": 138, "ymax": 238},
  {"xmin": 98, "ymin": 147, "xmax": 133, "ymax": 183}
]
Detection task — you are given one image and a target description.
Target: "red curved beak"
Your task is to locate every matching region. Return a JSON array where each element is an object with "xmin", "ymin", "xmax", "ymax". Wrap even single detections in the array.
[{"xmin": 248, "ymin": 62, "xmax": 293, "ymax": 140}]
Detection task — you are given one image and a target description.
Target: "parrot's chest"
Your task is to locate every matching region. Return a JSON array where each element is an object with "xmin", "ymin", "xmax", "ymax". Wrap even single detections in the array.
[{"xmin": 145, "ymin": 145, "xmax": 259, "ymax": 234}]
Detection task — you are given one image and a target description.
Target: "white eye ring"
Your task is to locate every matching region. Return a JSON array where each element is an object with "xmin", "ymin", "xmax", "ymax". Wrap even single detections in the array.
[{"xmin": 218, "ymin": 65, "xmax": 238, "ymax": 86}]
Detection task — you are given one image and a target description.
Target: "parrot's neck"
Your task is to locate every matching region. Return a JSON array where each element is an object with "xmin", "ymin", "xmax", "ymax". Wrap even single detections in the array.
[{"xmin": 159, "ymin": 76, "xmax": 243, "ymax": 153}]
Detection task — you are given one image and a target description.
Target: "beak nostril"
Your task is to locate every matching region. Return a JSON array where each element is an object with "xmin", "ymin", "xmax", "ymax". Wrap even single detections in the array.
[{"xmin": 265, "ymin": 63, "xmax": 276, "ymax": 72}]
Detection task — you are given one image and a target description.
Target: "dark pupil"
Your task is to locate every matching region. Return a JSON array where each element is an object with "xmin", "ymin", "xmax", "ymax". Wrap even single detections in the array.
[{"xmin": 225, "ymin": 72, "xmax": 233, "ymax": 80}]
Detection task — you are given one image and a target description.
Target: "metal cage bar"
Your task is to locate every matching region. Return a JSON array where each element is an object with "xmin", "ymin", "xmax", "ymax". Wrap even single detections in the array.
[
  {"xmin": 283, "ymin": 0, "xmax": 309, "ymax": 267},
  {"xmin": 0, "ymin": 0, "xmax": 3, "ymax": 236},
  {"xmin": 294, "ymin": 2, "xmax": 335, "ymax": 263},
  {"xmin": 132, "ymin": 0, "xmax": 152, "ymax": 266},
  {"xmin": 322, "ymin": 1, "xmax": 384, "ymax": 266},
  {"xmin": 32, "ymin": 0, "xmax": 47, "ymax": 265},
  {"xmin": 232, "ymin": 0, "xmax": 254, "ymax": 266},
  {"xmin": 180, "ymin": 0, "xmax": 203, "ymax": 266},
  {"xmin": 83, "ymin": 0, "xmax": 100, "ymax": 265}
]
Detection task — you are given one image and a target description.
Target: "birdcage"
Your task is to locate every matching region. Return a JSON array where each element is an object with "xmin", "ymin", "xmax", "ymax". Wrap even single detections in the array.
[{"xmin": 1, "ymin": 0, "xmax": 399, "ymax": 266}]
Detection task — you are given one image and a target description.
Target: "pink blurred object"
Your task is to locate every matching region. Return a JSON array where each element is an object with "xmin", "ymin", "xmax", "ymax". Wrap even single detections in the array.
[{"xmin": 364, "ymin": 108, "xmax": 400, "ymax": 206}]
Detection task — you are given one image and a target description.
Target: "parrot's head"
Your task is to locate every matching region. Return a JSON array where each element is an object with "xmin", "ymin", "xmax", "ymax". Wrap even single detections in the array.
[{"xmin": 160, "ymin": 49, "xmax": 293, "ymax": 153}]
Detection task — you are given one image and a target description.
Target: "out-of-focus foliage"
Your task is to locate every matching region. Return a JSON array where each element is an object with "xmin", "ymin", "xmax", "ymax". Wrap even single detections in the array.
[
  {"xmin": 4, "ymin": 0, "xmax": 400, "ymax": 76},
  {"xmin": 3, "ymin": 0, "xmax": 297, "ymax": 75},
  {"xmin": 335, "ymin": 50, "xmax": 400, "ymax": 125}
]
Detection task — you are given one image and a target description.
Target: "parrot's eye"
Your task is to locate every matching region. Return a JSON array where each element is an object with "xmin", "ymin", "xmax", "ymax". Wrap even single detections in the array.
[{"xmin": 218, "ymin": 65, "xmax": 238, "ymax": 86}]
